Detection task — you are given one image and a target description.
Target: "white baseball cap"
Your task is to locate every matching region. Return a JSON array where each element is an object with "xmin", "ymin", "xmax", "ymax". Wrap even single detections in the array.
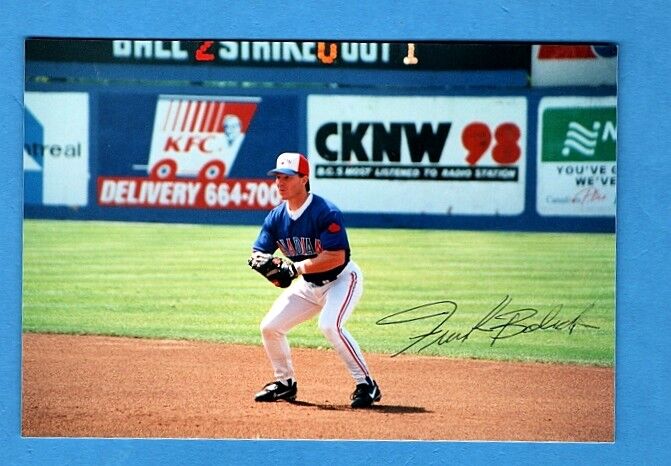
[{"xmin": 267, "ymin": 152, "xmax": 310, "ymax": 177}]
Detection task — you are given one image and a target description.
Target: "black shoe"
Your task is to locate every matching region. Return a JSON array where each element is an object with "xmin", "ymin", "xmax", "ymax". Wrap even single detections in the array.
[
  {"xmin": 351, "ymin": 377, "xmax": 381, "ymax": 408},
  {"xmin": 254, "ymin": 379, "xmax": 297, "ymax": 402}
]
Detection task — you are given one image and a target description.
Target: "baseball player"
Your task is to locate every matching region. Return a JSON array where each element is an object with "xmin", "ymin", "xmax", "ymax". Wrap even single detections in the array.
[{"xmin": 248, "ymin": 152, "xmax": 381, "ymax": 408}]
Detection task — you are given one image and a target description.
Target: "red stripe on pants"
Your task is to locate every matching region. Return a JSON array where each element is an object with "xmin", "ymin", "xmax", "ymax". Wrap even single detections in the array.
[{"xmin": 336, "ymin": 272, "xmax": 368, "ymax": 377}]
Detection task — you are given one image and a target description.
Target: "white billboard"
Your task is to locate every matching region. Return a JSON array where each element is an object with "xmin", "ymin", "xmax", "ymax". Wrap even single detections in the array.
[
  {"xmin": 536, "ymin": 96, "xmax": 617, "ymax": 217},
  {"xmin": 24, "ymin": 92, "xmax": 90, "ymax": 206},
  {"xmin": 307, "ymin": 95, "xmax": 527, "ymax": 215}
]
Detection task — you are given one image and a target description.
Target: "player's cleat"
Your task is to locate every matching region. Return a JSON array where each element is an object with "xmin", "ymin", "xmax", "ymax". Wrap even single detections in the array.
[
  {"xmin": 254, "ymin": 379, "xmax": 297, "ymax": 402},
  {"xmin": 350, "ymin": 377, "xmax": 382, "ymax": 408}
]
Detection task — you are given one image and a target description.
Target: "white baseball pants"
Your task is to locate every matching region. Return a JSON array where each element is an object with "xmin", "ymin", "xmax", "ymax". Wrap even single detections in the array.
[{"xmin": 259, "ymin": 261, "xmax": 371, "ymax": 384}]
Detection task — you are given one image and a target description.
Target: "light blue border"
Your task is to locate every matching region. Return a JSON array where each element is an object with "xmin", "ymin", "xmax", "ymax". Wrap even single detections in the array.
[{"xmin": 3, "ymin": 1, "xmax": 670, "ymax": 464}]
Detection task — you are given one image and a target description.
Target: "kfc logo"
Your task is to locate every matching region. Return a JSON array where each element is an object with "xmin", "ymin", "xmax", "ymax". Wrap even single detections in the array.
[{"xmin": 147, "ymin": 95, "xmax": 260, "ymax": 179}]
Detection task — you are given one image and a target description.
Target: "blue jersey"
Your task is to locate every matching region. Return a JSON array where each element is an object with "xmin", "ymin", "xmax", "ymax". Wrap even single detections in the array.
[{"xmin": 253, "ymin": 194, "xmax": 351, "ymax": 284}]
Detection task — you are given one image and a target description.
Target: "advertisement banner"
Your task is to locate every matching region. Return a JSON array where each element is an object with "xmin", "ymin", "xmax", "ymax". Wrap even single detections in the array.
[
  {"xmin": 531, "ymin": 44, "xmax": 617, "ymax": 87},
  {"xmin": 24, "ymin": 92, "xmax": 90, "ymax": 206},
  {"xmin": 536, "ymin": 96, "xmax": 617, "ymax": 217},
  {"xmin": 96, "ymin": 93, "xmax": 299, "ymax": 210},
  {"xmin": 147, "ymin": 95, "xmax": 260, "ymax": 178},
  {"xmin": 307, "ymin": 95, "xmax": 527, "ymax": 215}
]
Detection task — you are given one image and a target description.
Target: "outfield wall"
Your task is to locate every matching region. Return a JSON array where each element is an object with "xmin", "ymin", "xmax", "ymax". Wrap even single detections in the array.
[{"xmin": 24, "ymin": 42, "xmax": 616, "ymax": 232}]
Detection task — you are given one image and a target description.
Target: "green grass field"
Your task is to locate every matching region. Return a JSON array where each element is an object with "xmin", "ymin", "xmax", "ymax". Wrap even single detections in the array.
[{"xmin": 22, "ymin": 219, "xmax": 615, "ymax": 366}]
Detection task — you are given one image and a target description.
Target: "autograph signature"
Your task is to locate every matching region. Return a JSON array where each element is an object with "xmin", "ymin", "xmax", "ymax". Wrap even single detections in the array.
[{"xmin": 376, "ymin": 295, "xmax": 600, "ymax": 357}]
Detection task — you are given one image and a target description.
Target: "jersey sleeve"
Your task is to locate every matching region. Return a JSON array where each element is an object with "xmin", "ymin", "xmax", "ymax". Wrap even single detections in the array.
[
  {"xmin": 252, "ymin": 211, "xmax": 278, "ymax": 253},
  {"xmin": 318, "ymin": 209, "xmax": 350, "ymax": 251}
]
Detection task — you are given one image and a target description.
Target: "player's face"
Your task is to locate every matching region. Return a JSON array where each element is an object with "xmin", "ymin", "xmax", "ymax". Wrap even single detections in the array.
[{"xmin": 275, "ymin": 174, "xmax": 307, "ymax": 201}]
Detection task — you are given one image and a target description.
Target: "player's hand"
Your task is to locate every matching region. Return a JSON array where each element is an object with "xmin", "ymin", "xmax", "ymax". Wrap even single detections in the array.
[{"xmin": 248, "ymin": 252, "xmax": 298, "ymax": 288}]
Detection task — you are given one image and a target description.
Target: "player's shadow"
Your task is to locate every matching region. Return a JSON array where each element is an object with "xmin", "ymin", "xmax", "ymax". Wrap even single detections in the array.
[{"xmin": 290, "ymin": 400, "xmax": 429, "ymax": 414}]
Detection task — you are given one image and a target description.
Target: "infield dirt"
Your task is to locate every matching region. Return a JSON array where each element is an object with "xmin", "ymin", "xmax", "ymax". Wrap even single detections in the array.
[{"xmin": 22, "ymin": 333, "xmax": 613, "ymax": 441}]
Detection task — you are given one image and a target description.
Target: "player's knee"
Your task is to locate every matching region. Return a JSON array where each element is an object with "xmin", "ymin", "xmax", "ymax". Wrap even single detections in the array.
[
  {"xmin": 318, "ymin": 320, "xmax": 340, "ymax": 340},
  {"xmin": 260, "ymin": 319, "xmax": 282, "ymax": 337}
]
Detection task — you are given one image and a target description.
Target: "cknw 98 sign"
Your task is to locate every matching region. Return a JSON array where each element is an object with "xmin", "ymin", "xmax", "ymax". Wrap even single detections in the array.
[{"xmin": 307, "ymin": 95, "xmax": 527, "ymax": 215}]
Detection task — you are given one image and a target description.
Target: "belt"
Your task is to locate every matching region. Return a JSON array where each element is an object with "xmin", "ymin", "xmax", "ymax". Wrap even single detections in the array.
[
  {"xmin": 303, "ymin": 260, "xmax": 350, "ymax": 286},
  {"xmin": 303, "ymin": 275, "xmax": 338, "ymax": 286},
  {"xmin": 304, "ymin": 271, "xmax": 341, "ymax": 287}
]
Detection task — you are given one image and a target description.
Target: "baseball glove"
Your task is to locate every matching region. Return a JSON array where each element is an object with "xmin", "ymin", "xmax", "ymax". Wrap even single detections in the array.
[{"xmin": 248, "ymin": 251, "xmax": 298, "ymax": 288}]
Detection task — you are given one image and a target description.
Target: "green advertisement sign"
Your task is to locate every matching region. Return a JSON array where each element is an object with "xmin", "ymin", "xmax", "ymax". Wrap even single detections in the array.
[{"xmin": 541, "ymin": 107, "xmax": 616, "ymax": 162}]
